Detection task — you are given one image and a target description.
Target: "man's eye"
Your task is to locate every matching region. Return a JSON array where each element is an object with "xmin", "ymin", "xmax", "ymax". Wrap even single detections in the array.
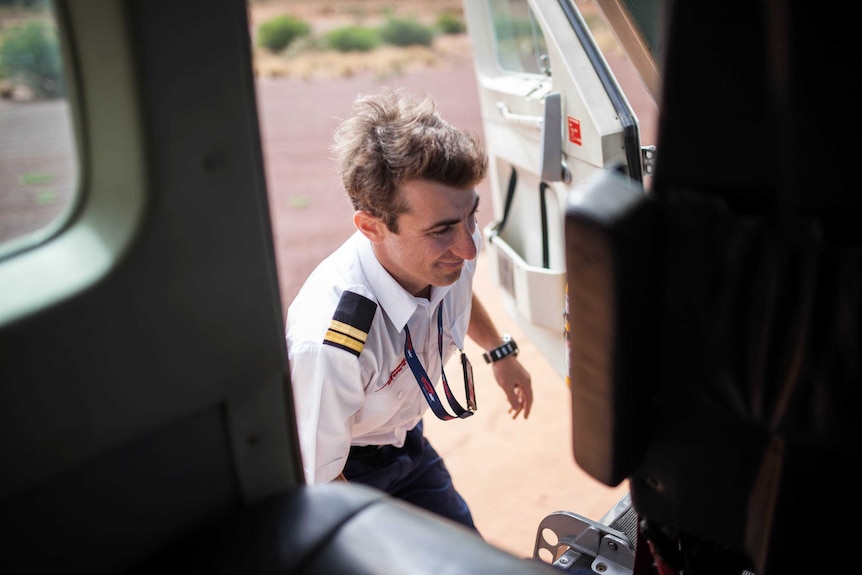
[{"xmin": 431, "ymin": 227, "xmax": 452, "ymax": 237}]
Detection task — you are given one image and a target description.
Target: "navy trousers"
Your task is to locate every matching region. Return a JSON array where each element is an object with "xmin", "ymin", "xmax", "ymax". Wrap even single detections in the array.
[{"xmin": 343, "ymin": 420, "xmax": 478, "ymax": 533}]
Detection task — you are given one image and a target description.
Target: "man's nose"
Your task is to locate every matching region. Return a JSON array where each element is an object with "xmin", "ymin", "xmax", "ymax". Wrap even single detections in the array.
[{"xmin": 452, "ymin": 222, "xmax": 477, "ymax": 260}]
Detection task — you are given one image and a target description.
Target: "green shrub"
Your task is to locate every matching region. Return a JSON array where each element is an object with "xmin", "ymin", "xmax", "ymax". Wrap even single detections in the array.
[
  {"xmin": 379, "ymin": 17, "xmax": 434, "ymax": 47},
  {"xmin": 256, "ymin": 14, "xmax": 310, "ymax": 53},
  {"xmin": 0, "ymin": 19, "xmax": 64, "ymax": 98},
  {"xmin": 436, "ymin": 12, "xmax": 466, "ymax": 35},
  {"xmin": 325, "ymin": 26, "xmax": 380, "ymax": 53},
  {"xmin": 282, "ymin": 33, "xmax": 325, "ymax": 57}
]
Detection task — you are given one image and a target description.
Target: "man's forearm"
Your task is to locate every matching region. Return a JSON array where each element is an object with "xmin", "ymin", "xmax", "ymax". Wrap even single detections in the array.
[{"xmin": 467, "ymin": 292, "xmax": 505, "ymax": 350}]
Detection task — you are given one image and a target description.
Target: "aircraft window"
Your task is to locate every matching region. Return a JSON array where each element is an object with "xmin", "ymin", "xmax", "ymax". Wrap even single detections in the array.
[
  {"xmin": 489, "ymin": 0, "xmax": 551, "ymax": 76},
  {"xmin": 0, "ymin": 0, "xmax": 78, "ymax": 260}
]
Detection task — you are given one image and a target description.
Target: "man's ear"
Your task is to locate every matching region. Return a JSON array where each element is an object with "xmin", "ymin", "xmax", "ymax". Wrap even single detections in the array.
[{"xmin": 354, "ymin": 210, "xmax": 386, "ymax": 242}]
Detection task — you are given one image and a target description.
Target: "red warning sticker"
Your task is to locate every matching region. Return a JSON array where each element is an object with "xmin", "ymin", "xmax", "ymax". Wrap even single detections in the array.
[{"xmin": 567, "ymin": 117, "xmax": 582, "ymax": 146}]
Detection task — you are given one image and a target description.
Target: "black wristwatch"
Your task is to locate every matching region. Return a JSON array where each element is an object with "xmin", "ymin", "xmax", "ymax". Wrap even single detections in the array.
[{"xmin": 483, "ymin": 334, "xmax": 519, "ymax": 364}]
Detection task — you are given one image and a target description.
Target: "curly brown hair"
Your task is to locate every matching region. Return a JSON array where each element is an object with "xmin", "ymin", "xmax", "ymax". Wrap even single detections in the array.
[{"xmin": 331, "ymin": 88, "xmax": 487, "ymax": 232}]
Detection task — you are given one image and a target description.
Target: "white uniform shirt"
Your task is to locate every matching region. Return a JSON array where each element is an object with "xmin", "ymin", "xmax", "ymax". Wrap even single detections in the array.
[{"xmin": 286, "ymin": 230, "xmax": 480, "ymax": 484}]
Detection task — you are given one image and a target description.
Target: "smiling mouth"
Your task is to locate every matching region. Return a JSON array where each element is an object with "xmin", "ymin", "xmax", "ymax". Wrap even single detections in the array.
[{"xmin": 437, "ymin": 261, "xmax": 463, "ymax": 270}]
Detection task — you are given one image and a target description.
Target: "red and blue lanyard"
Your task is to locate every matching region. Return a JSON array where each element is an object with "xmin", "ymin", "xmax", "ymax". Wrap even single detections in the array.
[{"xmin": 403, "ymin": 304, "xmax": 474, "ymax": 421}]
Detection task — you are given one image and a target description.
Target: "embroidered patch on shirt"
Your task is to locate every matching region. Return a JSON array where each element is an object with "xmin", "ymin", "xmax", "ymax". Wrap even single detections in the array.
[
  {"xmin": 379, "ymin": 357, "xmax": 407, "ymax": 391},
  {"xmin": 323, "ymin": 291, "xmax": 377, "ymax": 357}
]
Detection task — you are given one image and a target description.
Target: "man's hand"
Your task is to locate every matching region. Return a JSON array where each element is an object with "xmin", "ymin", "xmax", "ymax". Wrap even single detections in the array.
[
  {"xmin": 492, "ymin": 356, "xmax": 532, "ymax": 419},
  {"xmin": 467, "ymin": 292, "xmax": 533, "ymax": 419}
]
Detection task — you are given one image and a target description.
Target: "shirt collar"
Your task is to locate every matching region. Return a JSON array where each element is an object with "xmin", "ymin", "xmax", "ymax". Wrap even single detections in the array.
[{"xmin": 355, "ymin": 232, "xmax": 453, "ymax": 332}]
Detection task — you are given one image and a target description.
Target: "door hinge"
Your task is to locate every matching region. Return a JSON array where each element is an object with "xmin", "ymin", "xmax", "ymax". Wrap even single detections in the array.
[{"xmin": 641, "ymin": 145, "xmax": 656, "ymax": 177}]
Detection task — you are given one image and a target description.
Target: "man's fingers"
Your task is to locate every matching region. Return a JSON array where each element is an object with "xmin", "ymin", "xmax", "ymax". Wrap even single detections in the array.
[
  {"xmin": 509, "ymin": 386, "xmax": 532, "ymax": 420},
  {"xmin": 508, "ymin": 402, "xmax": 523, "ymax": 419},
  {"xmin": 507, "ymin": 385, "xmax": 528, "ymax": 419},
  {"xmin": 521, "ymin": 385, "xmax": 533, "ymax": 419}
]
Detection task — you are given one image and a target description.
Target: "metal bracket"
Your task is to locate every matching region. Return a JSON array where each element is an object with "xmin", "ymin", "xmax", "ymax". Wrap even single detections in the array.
[{"xmin": 534, "ymin": 510, "xmax": 635, "ymax": 574}]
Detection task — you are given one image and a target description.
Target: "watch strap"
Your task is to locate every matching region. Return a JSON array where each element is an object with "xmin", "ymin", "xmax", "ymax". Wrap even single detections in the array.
[{"xmin": 483, "ymin": 336, "xmax": 518, "ymax": 364}]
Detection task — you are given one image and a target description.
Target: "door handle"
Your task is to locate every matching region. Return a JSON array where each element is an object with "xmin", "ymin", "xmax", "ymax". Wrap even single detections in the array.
[
  {"xmin": 540, "ymin": 92, "xmax": 571, "ymax": 184},
  {"xmin": 496, "ymin": 101, "xmax": 543, "ymax": 130}
]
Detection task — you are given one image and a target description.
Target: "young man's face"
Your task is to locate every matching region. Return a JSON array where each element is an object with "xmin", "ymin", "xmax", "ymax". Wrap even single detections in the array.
[{"xmin": 363, "ymin": 179, "xmax": 479, "ymax": 298}]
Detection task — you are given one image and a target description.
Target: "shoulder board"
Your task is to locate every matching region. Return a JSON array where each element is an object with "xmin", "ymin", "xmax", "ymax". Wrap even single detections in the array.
[{"xmin": 323, "ymin": 291, "xmax": 377, "ymax": 357}]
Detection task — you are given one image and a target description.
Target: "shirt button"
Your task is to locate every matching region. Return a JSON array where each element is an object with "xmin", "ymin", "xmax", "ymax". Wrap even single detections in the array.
[{"xmin": 397, "ymin": 391, "xmax": 404, "ymax": 400}]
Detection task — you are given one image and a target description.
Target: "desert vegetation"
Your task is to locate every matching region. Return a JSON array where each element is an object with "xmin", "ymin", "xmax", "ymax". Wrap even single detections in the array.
[
  {"xmin": 249, "ymin": 0, "xmax": 472, "ymax": 79},
  {"xmin": 0, "ymin": 0, "xmax": 63, "ymax": 100}
]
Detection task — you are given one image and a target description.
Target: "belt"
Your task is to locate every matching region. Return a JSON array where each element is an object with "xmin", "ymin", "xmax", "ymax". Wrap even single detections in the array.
[{"xmin": 349, "ymin": 444, "xmax": 386, "ymax": 459}]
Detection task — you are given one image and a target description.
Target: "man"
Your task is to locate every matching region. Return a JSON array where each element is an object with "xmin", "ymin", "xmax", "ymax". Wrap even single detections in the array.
[{"xmin": 286, "ymin": 89, "xmax": 533, "ymax": 532}]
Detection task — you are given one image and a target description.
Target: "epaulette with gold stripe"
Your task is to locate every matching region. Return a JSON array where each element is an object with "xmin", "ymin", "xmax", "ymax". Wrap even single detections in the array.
[{"xmin": 323, "ymin": 291, "xmax": 377, "ymax": 357}]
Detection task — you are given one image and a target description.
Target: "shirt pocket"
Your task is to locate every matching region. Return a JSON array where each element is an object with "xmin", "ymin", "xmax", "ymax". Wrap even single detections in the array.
[{"xmin": 356, "ymin": 358, "xmax": 417, "ymax": 425}]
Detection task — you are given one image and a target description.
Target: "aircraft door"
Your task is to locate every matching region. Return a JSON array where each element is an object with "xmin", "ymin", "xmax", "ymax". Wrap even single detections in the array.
[{"xmin": 462, "ymin": 0, "xmax": 645, "ymax": 376}]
